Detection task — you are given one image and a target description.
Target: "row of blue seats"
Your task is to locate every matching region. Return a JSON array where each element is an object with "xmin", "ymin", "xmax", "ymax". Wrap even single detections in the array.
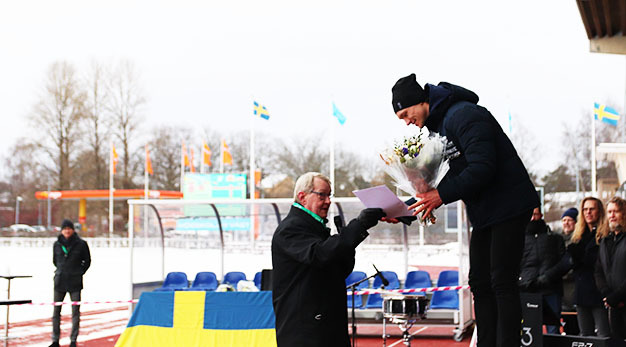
[
  {"xmin": 154, "ymin": 271, "xmax": 262, "ymax": 291},
  {"xmin": 345, "ymin": 270, "xmax": 459, "ymax": 310}
]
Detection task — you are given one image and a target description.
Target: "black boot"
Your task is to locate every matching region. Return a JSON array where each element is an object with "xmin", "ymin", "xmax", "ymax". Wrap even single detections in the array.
[
  {"xmin": 69, "ymin": 342, "xmax": 77, "ymax": 347},
  {"xmin": 49, "ymin": 342, "xmax": 60, "ymax": 347}
]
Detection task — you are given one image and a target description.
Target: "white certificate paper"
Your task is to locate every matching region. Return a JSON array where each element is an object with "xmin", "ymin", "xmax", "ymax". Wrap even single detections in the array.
[{"xmin": 352, "ymin": 185, "xmax": 414, "ymax": 218}]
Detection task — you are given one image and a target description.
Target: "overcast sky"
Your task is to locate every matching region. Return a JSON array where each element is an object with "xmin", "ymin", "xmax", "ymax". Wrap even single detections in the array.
[{"xmin": 1, "ymin": 0, "xmax": 625, "ymax": 179}]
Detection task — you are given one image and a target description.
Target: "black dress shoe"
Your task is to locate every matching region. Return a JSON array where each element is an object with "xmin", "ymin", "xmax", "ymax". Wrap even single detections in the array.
[{"xmin": 48, "ymin": 342, "xmax": 59, "ymax": 347}]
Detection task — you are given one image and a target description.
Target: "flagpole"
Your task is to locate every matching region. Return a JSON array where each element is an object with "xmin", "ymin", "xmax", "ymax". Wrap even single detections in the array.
[
  {"xmin": 144, "ymin": 144, "xmax": 149, "ymax": 242},
  {"xmin": 592, "ymin": 106, "xmax": 597, "ymax": 194},
  {"xmin": 180, "ymin": 140, "xmax": 185, "ymax": 192},
  {"xmin": 220, "ymin": 140, "xmax": 224, "ymax": 173},
  {"xmin": 330, "ymin": 106, "xmax": 335, "ymax": 195},
  {"xmin": 109, "ymin": 139, "xmax": 114, "ymax": 237},
  {"xmin": 144, "ymin": 144, "xmax": 149, "ymax": 199},
  {"xmin": 249, "ymin": 104, "xmax": 256, "ymax": 247}
]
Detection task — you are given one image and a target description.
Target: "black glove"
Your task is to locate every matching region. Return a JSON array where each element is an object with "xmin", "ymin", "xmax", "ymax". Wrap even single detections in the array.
[{"xmin": 356, "ymin": 208, "xmax": 386, "ymax": 229}]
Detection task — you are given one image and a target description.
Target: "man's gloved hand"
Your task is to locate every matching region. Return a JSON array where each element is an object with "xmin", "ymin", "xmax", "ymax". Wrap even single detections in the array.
[{"xmin": 356, "ymin": 208, "xmax": 386, "ymax": 229}]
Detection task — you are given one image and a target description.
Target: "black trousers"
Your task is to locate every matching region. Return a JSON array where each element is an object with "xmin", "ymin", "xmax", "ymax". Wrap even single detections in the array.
[
  {"xmin": 469, "ymin": 211, "xmax": 530, "ymax": 347},
  {"xmin": 52, "ymin": 290, "xmax": 81, "ymax": 343},
  {"xmin": 609, "ymin": 306, "xmax": 626, "ymax": 339}
]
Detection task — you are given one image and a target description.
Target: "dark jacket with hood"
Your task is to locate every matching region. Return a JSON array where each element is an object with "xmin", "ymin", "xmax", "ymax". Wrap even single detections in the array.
[
  {"xmin": 595, "ymin": 230, "xmax": 626, "ymax": 307},
  {"xmin": 424, "ymin": 82, "xmax": 539, "ymax": 229},
  {"xmin": 519, "ymin": 220, "xmax": 566, "ymax": 295},
  {"xmin": 53, "ymin": 232, "xmax": 91, "ymax": 292},
  {"xmin": 271, "ymin": 205, "xmax": 369, "ymax": 347}
]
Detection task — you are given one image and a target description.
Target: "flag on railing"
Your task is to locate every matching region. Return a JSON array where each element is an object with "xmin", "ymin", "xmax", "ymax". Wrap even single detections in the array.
[
  {"xmin": 222, "ymin": 140, "xmax": 233, "ymax": 166},
  {"xmin": 202, "ymin": 142, "xmax": 212, "ymax": 167},
  {"xmin": 112, "ymin": 144, "xmax": 119, "ymax": 174},
  {"xmin": 332, "ymin": 102, "xmax": 346, "ymax": 125},
  {"xmin": 253, "ymin": 101, "xmax": 270, "ymax": 120},
  {"xmin": 594, "ymin": 102, "xmax": 620, "ymax": 127},
  {"xmin": 145, "ymin": 145, "xmax": 153, "ymax": 176},
  {"xmin": 182, "ymin": 142, "xmax": 190, "ymax": 168}
]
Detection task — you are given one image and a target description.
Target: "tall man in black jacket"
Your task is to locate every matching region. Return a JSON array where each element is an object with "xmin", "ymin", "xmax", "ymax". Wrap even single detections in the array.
[
  {"xmin": 271, "ymin": 172, "xmax": 385, "ymax": 347},
  {"xmin": 50, "ymin": 219, "xmax": 91, "ymax": 347},
  {"xmin": 390, "ymin": 74, "xmax": 539, "ymax": 347}
]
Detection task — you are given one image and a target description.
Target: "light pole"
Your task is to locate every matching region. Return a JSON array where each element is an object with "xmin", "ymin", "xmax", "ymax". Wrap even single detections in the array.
[{"xmin": 15, "ymin": 196, "xmax": 22, "ymax": 224}]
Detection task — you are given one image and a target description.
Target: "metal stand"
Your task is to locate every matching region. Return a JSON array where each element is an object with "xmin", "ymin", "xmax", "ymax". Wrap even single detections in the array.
[
  {"xmin": 0, "ymin": 276, "xmax": 32, "ymax": 347},
  {"xmin": 346, "ymin": 272, "xmax": 384, "ymax": 347}
]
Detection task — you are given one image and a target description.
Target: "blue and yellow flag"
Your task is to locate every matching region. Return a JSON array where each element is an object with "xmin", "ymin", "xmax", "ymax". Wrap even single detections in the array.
[
  {"xmin": 594, "ymin": 102, "xmax": 620, "ymax": 127},
  {"xmin": 332, "ymin": 102, "xmax": 346, "ymax": 125},
  {"xmin": 115, "ymin": 291, "xmax": 276, "ymax": 347},
  {"xmin": 253, "ymin": 101, "xmax": 270, "ymax": 120}
]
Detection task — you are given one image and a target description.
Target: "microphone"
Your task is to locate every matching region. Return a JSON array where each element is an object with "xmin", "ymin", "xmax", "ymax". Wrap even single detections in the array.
[
  {"xmin": 334, "ymin": 215, "xmax": 344, "ymax": 231},
  {"xmin": 373, "ymin": 264, "xmax": 389, "ymax": 287}
]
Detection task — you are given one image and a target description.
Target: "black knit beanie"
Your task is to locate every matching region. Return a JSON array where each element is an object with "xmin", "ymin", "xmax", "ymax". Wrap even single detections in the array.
[
  {"xmin": 392, "ymin": 73, "xmax": 427, "ymax": 113},
  {"xmin": 61, "ymin": 219, "xmax": 75, "ymax": 231}
]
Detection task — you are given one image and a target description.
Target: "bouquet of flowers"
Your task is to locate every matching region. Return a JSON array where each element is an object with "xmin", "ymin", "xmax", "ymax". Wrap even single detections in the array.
[{"xmin": 379, "ymin": 127, "xmax": 450, "ymax": 224}]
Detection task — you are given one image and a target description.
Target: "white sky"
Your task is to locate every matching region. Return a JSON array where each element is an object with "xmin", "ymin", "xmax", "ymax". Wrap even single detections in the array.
[{"xmin": 1, "ymin": 0, "xmax": 625, "ymax": 177}]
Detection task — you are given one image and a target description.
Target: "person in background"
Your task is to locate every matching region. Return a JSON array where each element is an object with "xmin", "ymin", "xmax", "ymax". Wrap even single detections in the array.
[
  {"xmin": 595, "ymin": 196, "xmax": 626, "ymax": 340},
  {"xmin": 271, "ymin": 172, "xmax": 385, "ymax": 347},
  {"xmin": 50, "ymin": 219, "xmax": 91, "ymax": 347},
  {"xmin": 560, "ymin": 207, "xmax": 580, "ymax": 335},
  {"xmin": 568, "ymin": 197, "xmax": 609, "ymax": 337},
  {"xmin": 518, "ymin": 207, "xmax": 566, "ymax": 334}
]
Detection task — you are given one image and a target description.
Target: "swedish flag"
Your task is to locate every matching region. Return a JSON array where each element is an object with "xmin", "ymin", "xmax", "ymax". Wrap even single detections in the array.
[
  {"xmin": 115, "ymin": 291, "xmax": 276, "ymax": 347},
  {"xmin": 253, "ymin": 101, "xmax": 270, "ymax": 120},
  {"xmin": 594, "ymin": 102, "xmax": 620, "ymax": 127}
]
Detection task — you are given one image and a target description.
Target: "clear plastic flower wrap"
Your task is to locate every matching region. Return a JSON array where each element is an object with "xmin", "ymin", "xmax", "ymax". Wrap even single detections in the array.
[{"xmin": 379, "ymin": 127, "xmax": 450, "ymax": 224}]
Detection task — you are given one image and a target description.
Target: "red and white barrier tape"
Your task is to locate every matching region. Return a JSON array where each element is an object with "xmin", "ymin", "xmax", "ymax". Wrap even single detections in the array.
[
  {"xmin": 17, "ymin": 299, "xmax": 139, "ymax": 306},
  {"xmin": 348, "ymin": 284, "xmax": 470, "ymax": 296}
]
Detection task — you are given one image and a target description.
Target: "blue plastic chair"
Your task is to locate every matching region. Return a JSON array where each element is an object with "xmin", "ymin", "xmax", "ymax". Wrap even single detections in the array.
[
  {"xmin": 253, "ymin": 271, "xmax": 262, "ymax": 290},
  {"xmin": 186, "ymin": 272, "xmax": 218, "ymax": 291},
  {"xmin": 364, "ymin": 271, "xmax": 399, "ymax": 309},
  {"xmin": 429, "ymin": 270, "xmax": 459, "ymax": 309},
  {"xmin": 223, "ymin": 271, "xmax": 247, "ymax": 288},
  {"xmin": 154, "ymin": 272, "xmax": 188, "ymax": 291},
  {"xmin": 345, "ymin": 271, "xmax": 368, "ymax": 308},
  {"xmin": 404, "ymin": 270, "xmax": 432, "ymax": 296}
]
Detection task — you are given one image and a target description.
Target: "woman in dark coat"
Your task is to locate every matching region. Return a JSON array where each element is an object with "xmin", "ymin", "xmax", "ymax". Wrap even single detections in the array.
[{"xmin": 568, "ymin": 197, "xmax": 609, "ymax": 337}]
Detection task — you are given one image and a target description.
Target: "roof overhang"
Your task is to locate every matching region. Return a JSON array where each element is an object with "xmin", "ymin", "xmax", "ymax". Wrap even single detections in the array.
[{"xmin": 577, "ymin": 0, "xmax": 626, "ymax": 54}]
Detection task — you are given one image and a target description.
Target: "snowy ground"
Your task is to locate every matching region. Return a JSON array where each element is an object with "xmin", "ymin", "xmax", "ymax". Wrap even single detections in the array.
[{"xmin": 0, "ymin": 238, "xmax": 462, "ymax": 323}]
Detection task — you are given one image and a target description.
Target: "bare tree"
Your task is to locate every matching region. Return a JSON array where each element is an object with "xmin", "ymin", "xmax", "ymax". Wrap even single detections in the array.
[
  {"xmin": 148, "ymin": 126, "xmax": 188, "ymax": 191},
  {"xmin": 82, "ymin": 61, "xmax": 111, "ymax": 189},
  {"xmin": 107, "ymin": 60, "xmax": 145, "ymax": 189},
  {"xmin": 509, "ymin": 114, "xmax": 539, "ymax": 183},
  {"xmin": 30, "ymin": 61, "xmax": 86, "ymax": 190}
]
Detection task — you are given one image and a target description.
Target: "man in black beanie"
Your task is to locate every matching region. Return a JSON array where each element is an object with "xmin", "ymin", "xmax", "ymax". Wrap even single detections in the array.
[
  {"xmin": 389, "ymin": 74, "xmax": 539, "ymax": 347},
  {"xmin": 50, "ymin": 219, "xmax": 91, "ymax": 347}
]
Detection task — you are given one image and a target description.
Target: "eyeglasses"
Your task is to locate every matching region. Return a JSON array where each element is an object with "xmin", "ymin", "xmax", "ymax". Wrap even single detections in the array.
[{"xmin": 309, "ymin": 191, "xmax": 332, "ymax": 200}]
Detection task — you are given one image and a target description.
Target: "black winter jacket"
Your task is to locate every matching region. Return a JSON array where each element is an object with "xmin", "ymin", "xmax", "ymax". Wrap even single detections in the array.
[
  {"xmin": 519, "ymin": 220, "xmax": 566, "ymax": 295},
  {"xmin": 53, "ymin": 233, "xmax": 91, "ymax": 292},
  {"xmin": 271, "ymin": 205, "xmax": 369, "ymax": 347},
  {"xmin": 595, "ymin": 231, "xmax": 626, "ymax": 307},
  {"xmin": 424, "ymin": 83, "xmax": 539, "ymax": 228},
  {"xmin": 567, "ymin": 227, "xmax": 604, "ymax": 307}
]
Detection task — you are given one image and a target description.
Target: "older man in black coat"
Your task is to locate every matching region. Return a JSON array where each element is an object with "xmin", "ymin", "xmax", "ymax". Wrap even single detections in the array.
[
  {"xmin": 50, "ymin": 219, "xmax": 91, "ymax": 347},
  {"xmin": 271, "ymin": 172, "xmax": 384, "ymax": 347},
  {"xmin": 390, "ymin": 74, "xmax": 539, "ymax": 347},
  {"xmin": 595, "ymin": 196, "xmax": 626, "ymax": 339}
]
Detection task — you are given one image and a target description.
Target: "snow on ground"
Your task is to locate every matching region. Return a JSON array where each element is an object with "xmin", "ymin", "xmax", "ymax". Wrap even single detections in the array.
[{"xmin": 0, "ymin": 238, "xmax": 461, "ymax": 323}]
